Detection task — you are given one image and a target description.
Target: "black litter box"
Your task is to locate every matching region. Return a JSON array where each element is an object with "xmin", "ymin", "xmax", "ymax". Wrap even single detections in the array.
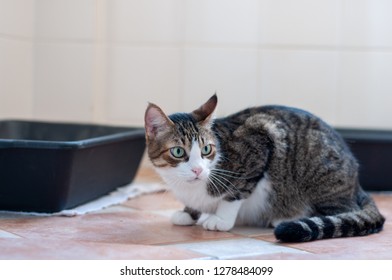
[
  {"xmin": 0, "ymin": 120, "xmax": 145, "ymax": 213},
  {"xmin": 337, "ymin": 128, "xmax": 392, "ymax": 192}
]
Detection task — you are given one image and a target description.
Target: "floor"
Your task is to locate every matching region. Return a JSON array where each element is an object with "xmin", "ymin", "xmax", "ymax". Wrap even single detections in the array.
[{"xmin": 0, "ymin": 164, "xmax": 391, "ymax": 260}]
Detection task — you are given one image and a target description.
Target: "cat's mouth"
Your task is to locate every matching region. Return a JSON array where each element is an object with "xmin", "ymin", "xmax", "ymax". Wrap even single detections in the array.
[
  {"xmin": 187, "ymin": 178, "xmax": 199, "ymax": 182},
  {"xmin": 187, "ymin": 177, "xmax": 203, "ymax": 183}
]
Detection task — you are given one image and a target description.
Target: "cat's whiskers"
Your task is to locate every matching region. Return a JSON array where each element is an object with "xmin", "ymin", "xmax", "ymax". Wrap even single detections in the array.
[
  {"xmin": 210, "ymin": 171, "xmax": 236, "ymax": 188},
  {"xmin": 207, "ymin": 177, "xmax": 222, "ymax": 197},
  {"xmin": 211, "ymin": 168, "xmax": 250, "ymax": 180},
  {"xmin": 208, "ymin": 172, "xmax": 237, "ymax": 199}
]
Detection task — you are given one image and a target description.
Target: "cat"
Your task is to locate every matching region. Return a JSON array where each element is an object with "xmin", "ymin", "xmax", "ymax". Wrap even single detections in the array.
[{"xmin": 144, "ymin": 94, "xmax": 385, "ymax": 242}]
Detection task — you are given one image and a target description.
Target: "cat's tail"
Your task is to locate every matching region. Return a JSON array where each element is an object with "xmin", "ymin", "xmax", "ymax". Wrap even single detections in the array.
[{"xmin": 274, "ymin": 194, "xmax": 385, "ymax": 243}]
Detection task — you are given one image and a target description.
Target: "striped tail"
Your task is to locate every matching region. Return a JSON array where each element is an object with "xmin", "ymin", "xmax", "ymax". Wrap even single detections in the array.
[{"xmin": 274, "ymin": 197, "xmax": 385, "ymax": 243}]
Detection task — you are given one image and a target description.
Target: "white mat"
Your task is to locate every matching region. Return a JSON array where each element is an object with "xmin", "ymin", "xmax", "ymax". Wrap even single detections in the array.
[{"xmin": 0, "ymin": 182, "xmax": 166, "ymax": 217}]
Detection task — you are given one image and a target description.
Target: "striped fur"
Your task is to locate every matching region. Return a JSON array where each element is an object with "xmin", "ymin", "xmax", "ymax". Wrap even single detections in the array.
[
  {"xmin": 145, "ymin": 94, "xmax": 385, "ymax": 242},
  {"xmin": 275, "ymin": 197, "xmax": 385, "ymax": 242}
]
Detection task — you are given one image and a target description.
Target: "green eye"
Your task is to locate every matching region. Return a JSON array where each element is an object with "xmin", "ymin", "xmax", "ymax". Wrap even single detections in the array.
[
  {"xmin": 170, "ymin": 147, "xmax": 185, "ymax": 158},
  {"xmin": 201, "ymin": 144, "xmax": 212, "ymax": 156}
]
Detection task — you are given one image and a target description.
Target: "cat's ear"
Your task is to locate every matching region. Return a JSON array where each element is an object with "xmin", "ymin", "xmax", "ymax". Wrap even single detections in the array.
[
  {"xmin": 192, "ymin": 94, "xmax": 218, "ymax": 125},
  {"xmin": 144, "ymin": 103, "xmax": 174, "ymax": 140}
]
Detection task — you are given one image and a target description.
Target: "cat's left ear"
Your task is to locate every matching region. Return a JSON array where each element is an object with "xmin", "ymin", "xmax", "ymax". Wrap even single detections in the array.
[{"xmin": 192, "ymin": 94, "xmax": 218, "ymax": 125}]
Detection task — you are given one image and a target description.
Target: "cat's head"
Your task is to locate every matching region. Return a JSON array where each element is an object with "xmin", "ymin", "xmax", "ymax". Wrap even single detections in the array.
[{"xmin": 144, "ymin": 94, "xmax": 219, "ymax": 185}]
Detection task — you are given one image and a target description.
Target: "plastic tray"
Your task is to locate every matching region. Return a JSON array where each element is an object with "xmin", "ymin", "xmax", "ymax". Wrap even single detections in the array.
[
  {"xmin": 0, "ymin": 120, "xmax": 145, "ymax": 213},
  {"xmin": 337, "ymin": 128, "xmax": 392, "ymax": 191}
]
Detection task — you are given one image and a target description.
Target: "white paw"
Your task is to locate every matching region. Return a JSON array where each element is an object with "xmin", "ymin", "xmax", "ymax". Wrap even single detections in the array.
[
  {"xmin": 171, "ymin": 211, "xmax": 196, "ymax": 226},
  {"xmin": 202, "ymin": 215, "xmax": 234, "ymax": 231}
]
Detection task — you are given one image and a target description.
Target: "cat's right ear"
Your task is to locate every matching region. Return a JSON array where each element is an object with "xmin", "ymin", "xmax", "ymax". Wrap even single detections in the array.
[
  {"xmin": 144, "ymin": 103, "xmax": 174, "ymax": 140},
  {"xmin": 192, "ymin": 94, "xmax": 218, "ymax": 124}
]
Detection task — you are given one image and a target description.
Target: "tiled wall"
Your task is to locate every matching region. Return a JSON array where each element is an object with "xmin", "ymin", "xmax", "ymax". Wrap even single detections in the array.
[
  {"xmin": 1, "ymin": 0, "xmax": 392, "ymax": 129},
  {"xmin": 0, "ymin": 0, "xmax": 34, "ymax": 119}
]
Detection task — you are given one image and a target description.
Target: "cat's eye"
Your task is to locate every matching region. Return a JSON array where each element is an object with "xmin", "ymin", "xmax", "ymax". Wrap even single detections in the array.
[
  {"xmin": 201, "ymin": 144, "xmax": 212, "ymax": 156},
  {"xmin": 170, "ymin": 147, "xmax": 185, "ymax": 158}
]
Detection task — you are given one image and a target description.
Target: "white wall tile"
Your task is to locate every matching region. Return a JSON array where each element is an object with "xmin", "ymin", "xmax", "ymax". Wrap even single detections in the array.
[
  {"xmin": 106, "ymin": 46, "xmax": 181, "ymax": 125},
  {"xmin": 0, "ymin": 0, "xmax": 35, "ymax": 37},
  {"xmin": 259, "ymin": 50, "xmax": 339, "ymax": 123},
  {"xmin": 341, "ymin": 0, "xmax": 392, "ymax": 47},
  {"xmin": 1, "ymin": 0, "xmax": 391, "ymax": 131},
  {"xmin": 107, "ymin": 0, "xmax": 181, "ymax": 43},
  {"xmin": 33, "ymin": 43, "xmax": 94, "ymax": 122},
  {"xmin": 35, "ymin": 0, "xmax": 95, "ymax": 40},
  {"xmin": 183, "ymin": 48, "xmax": 259, "ymax": 116},
  {"xmin": 0, "ymin": 38, "xmax": 33, "ymax": 118},
  {"xmin": 337, "ymin": 52, "xmax": 392, "ymax": 129},
  {"xmin": 184, "ymin": 0, "xmax": 260, "ymax": 45},
  {"xmin": 259, "ymin": 0, "xmax": 340, "ymax": 46}
]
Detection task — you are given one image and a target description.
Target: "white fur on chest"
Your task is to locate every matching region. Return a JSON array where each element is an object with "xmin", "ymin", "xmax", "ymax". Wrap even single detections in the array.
[
  {"xmin": 157, "ymin": 165, "xmax": 273, "ymax": 227},
  {"xmin": 174, "ymin": 181, "xmax": 221, "ymax": 213},
  {"xmin": 156, "ymin": 168, "xmax": 221, "ymax": 213},
  {"xmin": 236, "ymin": 175, "xmax": 272, "ymax": 226}
]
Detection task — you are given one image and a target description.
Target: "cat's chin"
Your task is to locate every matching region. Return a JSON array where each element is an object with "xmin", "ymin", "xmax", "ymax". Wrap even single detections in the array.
[
  {"xmin": 178, "ymin": 177, "xmax": 209, "ymax": 188},
  {"xmin": 186, "ymin": 178, "xmax": 205, "ymax": 184}
]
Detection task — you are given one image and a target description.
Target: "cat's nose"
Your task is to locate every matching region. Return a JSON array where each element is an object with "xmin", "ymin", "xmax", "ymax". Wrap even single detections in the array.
[{"xmin": 191, "ymin": 167, "xmax": 203, "ymax": 177}]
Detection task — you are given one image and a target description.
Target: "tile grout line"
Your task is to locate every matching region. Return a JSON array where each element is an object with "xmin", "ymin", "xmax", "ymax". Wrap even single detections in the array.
[{"xmin": 0, "ymin": 229, "xmax": 24, "ymax": 239}]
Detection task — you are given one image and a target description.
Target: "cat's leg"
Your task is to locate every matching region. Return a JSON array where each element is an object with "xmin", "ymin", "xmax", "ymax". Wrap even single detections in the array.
[
  {"xmin": 203, "ymin": 199, "xmax": 243, "ymax": 231},
  {"xmin": 171, "ymin": 206, "xmax": 201, "ymax": 226}
]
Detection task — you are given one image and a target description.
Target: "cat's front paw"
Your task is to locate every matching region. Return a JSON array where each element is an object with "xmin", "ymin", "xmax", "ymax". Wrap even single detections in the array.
[
  {"xmin": 202, "ymin": 215, "xmax": 234, "ymax": 231},
  {"xmin": 171, "ymin": 211, "xmax": 196, "ymax": 226}
]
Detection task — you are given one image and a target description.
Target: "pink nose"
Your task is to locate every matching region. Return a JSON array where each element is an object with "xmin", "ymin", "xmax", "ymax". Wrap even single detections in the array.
[{"xmin": 192, "ymin": 167, "xmax": 203, "ymax": 176}]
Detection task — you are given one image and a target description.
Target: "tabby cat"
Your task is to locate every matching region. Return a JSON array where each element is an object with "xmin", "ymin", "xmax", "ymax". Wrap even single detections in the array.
[{"xmin": 144, "ymin": 94, "xmax": 385, "ymax": 242}]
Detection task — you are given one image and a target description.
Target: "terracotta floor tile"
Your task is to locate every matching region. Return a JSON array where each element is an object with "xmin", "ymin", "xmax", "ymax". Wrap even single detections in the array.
[
  {"xmin": 372, "ymin": 193, "xmax": 392, "ymax": 218},
  {"xmin": 0, "ymin": 166, "xmax": 391, "ymax": 260},
  {"xmin": 231, "ymin": 227, "xmax": 275, "ymax": 238},
  {"xmin": 256, "ymin": 234, "xmax": 278, "ymax": 243},
  {"xmin": 0, "ymin": 209, "xmax": 235, "ymax": 246},
  {"xmin": 0, "ymin": 239, "xmax": 208, "ymax": 260},
  {"xmin": 124, "ymin": 191, "xmax": 183, "ymax": 211},
  {"xmin": 151, "ymin": 224, "xmax": 237, "ymax": 245}
]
